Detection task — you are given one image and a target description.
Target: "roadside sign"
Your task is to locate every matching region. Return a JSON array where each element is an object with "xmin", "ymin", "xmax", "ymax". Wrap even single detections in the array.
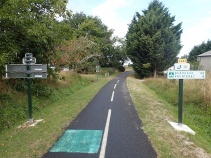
[
  {"xmin": 22, "ymin": 57, "xmax": 36, "ymax": 64},
  {"xmin": 6, "ymin": 64, "xmax": 26, "ymax": 72},
  {"xmin": 31, "ymin": 73, "xmax": 47, "ymax": 78},
  {"xmin": 30, "ymin": 64, "xmax": 47, "ymax": 72},
  {"xmin": 174, "ymin": 63, "xmax": 190, "ymax": 71},
  {"xmin": 5, "ymin": 64, "xmax": 47, "ymax": 79},
  {"xmin": 178, "ymin": 59, "xmax": 187, "ymax": 63},
  {"xmin": 6, "ymin": 72, "xmax": 26, "ymax": 78},
  {"xmin": 6, "ymin": 72, "xmax": 47, "ymax": 79},
  {"xmin": 6, "ymin": 64, "xmax": 47, "ymax": 73},
  {"xmin": 5, "ymin": 53, "xmax": 48, "ymax": 124},
  {"xmin": 167, "ymin": 71, "xmax": 206, "ymax": 79},
  {"xmin": 96, "ymin": 65, "xmax": 100, "ymax": 73},
  {"xmin": 167, "ymin": 60, "xmax": 205, "ymax": 126}
]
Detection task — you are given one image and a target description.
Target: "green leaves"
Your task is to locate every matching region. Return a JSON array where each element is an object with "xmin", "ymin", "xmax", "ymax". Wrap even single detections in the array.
[
  {"xmin": 64, "ymin": 12, "xmax": 126, "ymax": 71},
  {"xmin": 126, "ymin": 0, "xmax": 182, "ymax": 78},
  {"xmin": 0, "ymin": 0, "xmax": 71, "ymax": 74},
  {"xmin": 0, "ymin": 1, "xmax": 126, "ymax": 77},
  {"xmin": 188, "ymin": 40, "xmax": 211, "ymax": 62}
]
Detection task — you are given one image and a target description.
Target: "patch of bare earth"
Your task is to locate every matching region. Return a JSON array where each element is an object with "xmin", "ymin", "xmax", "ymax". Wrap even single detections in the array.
[{"xmin": 127, "ymin": 76, "xmax": 211, "ymax": 158}]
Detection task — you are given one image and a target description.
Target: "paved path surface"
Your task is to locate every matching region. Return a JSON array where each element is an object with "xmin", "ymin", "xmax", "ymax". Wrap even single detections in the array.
[{"xmin": 42, "ymin": 72, "xmax": 157, "ymax": 158}]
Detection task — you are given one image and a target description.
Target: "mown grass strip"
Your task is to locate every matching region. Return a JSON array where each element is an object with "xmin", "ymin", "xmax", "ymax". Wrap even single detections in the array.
[
  {"xmin": 127, "ymin": 74, "xmax": 211, "ymax": 158},
  {"xmin": 0, "ymin": 74, "xmax": 113, "ymax": 158}
]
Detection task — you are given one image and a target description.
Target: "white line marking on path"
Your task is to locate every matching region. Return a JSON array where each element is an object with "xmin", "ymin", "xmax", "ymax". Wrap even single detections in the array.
[
  {"xmin": 117, "ymin": 80, "xmax": 120, "ymax": 83},
  {"xmin": 111, "ymin": 91, "xmax": 114, "ymax": 102},
  {"xmin": 99, "ymin": 109, "xmax": 111, "ymax": 158},
  {"xmin": 114, "ymin": 84, "xmax": 117, "ymax": 89}
]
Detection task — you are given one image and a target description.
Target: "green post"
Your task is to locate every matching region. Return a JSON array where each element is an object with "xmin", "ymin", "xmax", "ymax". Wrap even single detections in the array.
[
  {"xmin": 97, "ymin": 72, "xmax": 98, "ymax": 81},
  {"xmin": 27, "ymin": 64, "xmax": 33, "ymax": 123},
  {"xmin": 178, "ymin": 79, "xmax": 183, "ymax": 125}
]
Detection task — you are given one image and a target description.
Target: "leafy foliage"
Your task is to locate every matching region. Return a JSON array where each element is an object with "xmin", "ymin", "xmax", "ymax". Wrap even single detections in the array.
[
  {"xmin": 60, "ymin": 12, "xmax": 127, "ymax": 72},
  {"xmin": 0, "ymin": 72, "xmax": 90, "ymax": 131},
  {"xmin": 0, "ymin": 0, "xmax": 71, "ymax": 77},
  {"xmin": 55, "ymin": 36, "xmax": 100, "ymax": 70},
  {"xmin": 0, "ymin": 1, "xmax": 127, "ymax": 132},
  {"xmin": 188, "ymin": 40, "xmax": 211, "ymax": 62},
  {"xmin": 0, "ymin": 3, "xmax": 127, "ymax": 75},
  {"xmin": 126, "ymin": 0, "xmax": 182, "ymax": 78}
]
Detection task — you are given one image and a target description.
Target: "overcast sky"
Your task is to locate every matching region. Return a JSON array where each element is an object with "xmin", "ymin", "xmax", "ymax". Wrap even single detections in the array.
[{"xmin": 67, "ymin": 0, "xmax": 211, "ymax": 57}]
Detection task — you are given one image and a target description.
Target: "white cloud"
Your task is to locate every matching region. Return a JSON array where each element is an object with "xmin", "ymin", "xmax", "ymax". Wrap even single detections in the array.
[
  {"xmin": 67, "ymin": 0, "xmax": 92, "ymax": 14},
  {"xmin": 179, "ymin": 16, "xmax": 211, "ymax": 56},
  {"xmin": 206, "ymin": 10, "xmax": 211, "ymax": 15},
  {"xmin": 68, "ymin": 0, "xmax": 211, "ymax": 57},
  {"xmin": 91, "ymin": 0, "xmax": 133, "ymax": 38},
  {"xmin": 193, "ymin": 0, "xmax": 211, "ymax": 4},
  {"xmin": 92, "ymin": 0, "xmax": 130, "ymax": 11}
]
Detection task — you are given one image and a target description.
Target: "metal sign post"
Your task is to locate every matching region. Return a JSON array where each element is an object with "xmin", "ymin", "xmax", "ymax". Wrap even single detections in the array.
[
  {"xmin": 27, "ymin": 75, "xmax": 33, "ymax": 123},
  {"xmin": 167, "ymin": 59, "xmax": 206, "ymax": 125},
  {"xmin": 178, "ymin": 79, "xmax": 183, "ymax": 125},
  {"xmin": 5, "ymin": 53, "xmax": 47, "ymax": 124},
  {"xmin": 25, "ymin": 53, "xmax": 33, "ymax": 123}
]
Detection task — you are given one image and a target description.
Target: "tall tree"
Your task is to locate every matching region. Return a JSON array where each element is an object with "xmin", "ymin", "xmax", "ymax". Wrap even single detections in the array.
[
  {"xmin": 0, "ymin": 0, "xmax": 71, "ymax": 79},
  {"xmin": 126, "ymin": 0, "xmax": 182, "ymax": 78},
  {"xmin": 106, "ymin": 37, "xmax": 128, "ymax": 67},
  {"xmin": 64, "ymin": 12, "xmax": 126, "ymax": 71},
  {"xmin": 188, "ymin": 40, "xmax": 211, "ymax": 62}
]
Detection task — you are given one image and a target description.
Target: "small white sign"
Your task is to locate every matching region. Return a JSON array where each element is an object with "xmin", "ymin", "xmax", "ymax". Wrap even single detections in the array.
[
  {"xmin": 96, "ymin": 65, "xmax": 100, "ymax": 73},
  {"xmin": 168, "ymin": 71, "xmax": 206, "ymax": 79},
  {"xmin": 34, "ymin": 69, "xmax": 42, "ymax": 71},
  {"xmin": 174, "ymin": 63, "xmax": 190, "ymax": 71},
  {"xmin": 34, "ymin": 75, "xmax": 42, "ymax": 78}
]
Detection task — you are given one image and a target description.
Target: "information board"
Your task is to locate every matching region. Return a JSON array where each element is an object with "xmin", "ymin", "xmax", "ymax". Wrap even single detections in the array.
[
  {"xmin": 167, "ymin": 71, "xmax": 206, "ymax": 79},
  {"xmin": 5, "ymin": 64, "xmax": 47, "ymax": 79}
]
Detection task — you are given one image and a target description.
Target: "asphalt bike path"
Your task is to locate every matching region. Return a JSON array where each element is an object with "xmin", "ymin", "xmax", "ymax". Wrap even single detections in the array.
[{"xmin": 42, "ymin": 72, "xmax": 157, "ymax": 158}]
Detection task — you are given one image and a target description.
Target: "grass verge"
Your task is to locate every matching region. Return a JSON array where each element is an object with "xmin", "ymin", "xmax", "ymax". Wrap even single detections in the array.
[
  {"xmin": 127, "ymin": 73, "xmax": 211, "ymax": 158},
  {"xmin": 0, "ymin": 74, "xmax": 114, "ymax": 158}
]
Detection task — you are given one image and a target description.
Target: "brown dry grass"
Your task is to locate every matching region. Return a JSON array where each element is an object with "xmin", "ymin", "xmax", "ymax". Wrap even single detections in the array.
[{"xmin": 127, "ymin": 73, "xmax": 211, "ymax": 158}]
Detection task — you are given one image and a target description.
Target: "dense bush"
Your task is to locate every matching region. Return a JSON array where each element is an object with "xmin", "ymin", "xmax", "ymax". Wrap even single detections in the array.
[
  {"xmin": 117, "ymin": 66, "xmax": 125, "ymax": 72},
  {"xmin": 0, "ymin": 72, "xmax": 91, "ymax": 131},
  {"xmin": 31, "ymin": 83, "xmax": 52, "ymax": 97}
]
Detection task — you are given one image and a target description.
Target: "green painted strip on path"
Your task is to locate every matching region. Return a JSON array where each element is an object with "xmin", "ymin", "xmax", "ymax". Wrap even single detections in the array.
[{"xmin": 50, "ymin": 130, "xmax": 103, "ymax": 153}]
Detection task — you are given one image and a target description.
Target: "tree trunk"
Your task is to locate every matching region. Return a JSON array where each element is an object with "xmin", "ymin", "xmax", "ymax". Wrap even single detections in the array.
[
  {"xmin": 0, "ymin": 71, "xmax": 2, "ymax": 81},
  {"xmin": 153, "ymin": 64, "xmax": 157, "ymax": 78},
  {"xmin": 153, "ymin": 69, "xmax": 157, "ymax": 78}
]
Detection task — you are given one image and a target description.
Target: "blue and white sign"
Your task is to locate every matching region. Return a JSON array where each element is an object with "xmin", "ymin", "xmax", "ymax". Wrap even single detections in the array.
[
  {"xmin": 168, "ymin": 71, "xmax": 206, "ymax": 79},
  {"xmin": 174, "ymin": 63, "xmax": 190, "ymax": 71}
]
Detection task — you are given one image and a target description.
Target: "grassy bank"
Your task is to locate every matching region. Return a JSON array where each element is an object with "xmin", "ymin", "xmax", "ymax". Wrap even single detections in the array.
[
  {"xmin": 0, "ymin": 72, "xmax": 114, "ymax": 158},
  {"xmin": 0, "ymin": 72, "xmax": 91, "ymax": 131},
  {"xmin": 127, "ymin": 73, "xmax": 211, "ymax": 158}
]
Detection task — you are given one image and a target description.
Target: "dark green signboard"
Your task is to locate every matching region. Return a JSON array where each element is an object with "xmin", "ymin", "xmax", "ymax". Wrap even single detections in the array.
[{"xmin": 5, "ymin": 53, "xmax": 48, "ymax": 123}]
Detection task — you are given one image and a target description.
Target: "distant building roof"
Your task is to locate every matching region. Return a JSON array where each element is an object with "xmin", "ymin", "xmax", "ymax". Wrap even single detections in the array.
[{"xmin": 197, "ymin": 50, "xmax": 211, "ymax": 57}]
